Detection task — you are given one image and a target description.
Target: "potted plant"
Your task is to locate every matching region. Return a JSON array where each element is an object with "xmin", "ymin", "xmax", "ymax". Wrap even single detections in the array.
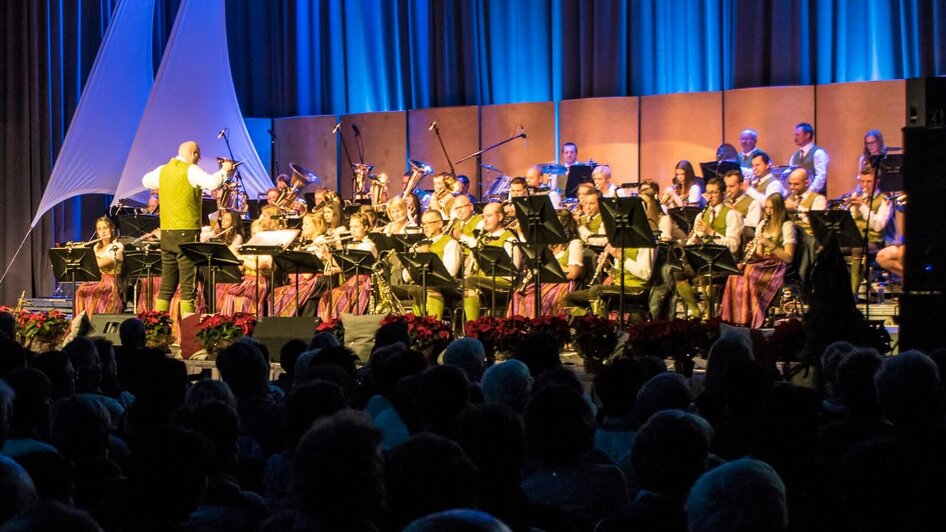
[
  {"xmin": 17, "ymin": 310, "xmax": 69, "ymax": 352},
  {"xmin": 138, "ymin": 310, "xmax": 175, "ymax": 352},
  {"xmin": 194, "ymin": 312, "xmax": 257, "ymax": 359},
  {"xmin": 571, "ymin": 314, "xmax": 619, "ymax": 373}
]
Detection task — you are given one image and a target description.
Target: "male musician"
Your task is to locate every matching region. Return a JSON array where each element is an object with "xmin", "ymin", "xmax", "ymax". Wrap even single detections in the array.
[
  {"xmin": 265, "ymin": 188, "xmax": 281, "ymax": 206},
  {"xmin": 783, "ymin": 168, "xmax": 826, "ymax": 237},
  {"xmin": 272, "ymin": 176, "xmax": 307, "ymax": 215},
  {"xmin": 429, "ymin": 172, "xmax": 455, "ymax": 215},
  {"xmin": 450, "ymin": 195, "xmax": 484, "ymax": 248},
  {"xmin": 592, "ymin": 165, "xmax": 617, "ymax": 198},
  {"xmin": 141, "ymin": 141, "xmax": 233, "ymax": 316},
  {"xmin": 405, "ymin": 211, "xmax": 462, "ymax": 319},
  {"xmin": 563, "ymin": 237, "xmax": 654, "ymax": 318},
  {"xmin": 746, "ymin": 152, "xmax": 785, "ymax": 203},
  {"xmin": 723, "ymin": 169, "xmax": 762, "ymax": 228},
  {"xmin": 788, "ymin": 122, "xmax": 829, "ymax": 194},
  {"xmin": 576, "ymin": 185, "xmax": 608, "ymax": 247},
  {"xmin": 143, "ymin": 194, "xmax": 160, "ymax": 215},
  {"xmin": 561, "ymin": 142, "xmax": 579, "ymax": 167},
  {"xmin": 738, "ymin": 129, "xmax": 762, "ymax": 170},
  {"xmin": 463, "ymin": 203, "xmax": 519, "ymax": 320},
  {"xmin": 505, "ymin": 177, "xmax": 528, "ymax": 218},
  {"xmin": 525, "ymin": 165, "xmax": 562, "ymax": 209},
  {"xmin": 849, "ymin": 166, "xmax": 894, "ymax": 295},
  {"xmin": 454, "ymin": 175, "xmax": 477, "ymax": 203}
]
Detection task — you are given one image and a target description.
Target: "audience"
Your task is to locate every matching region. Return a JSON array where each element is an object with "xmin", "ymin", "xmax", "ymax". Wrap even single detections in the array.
[{"xmin": 687, "ymin": 457, "xmax": 788, "ymax": 532}]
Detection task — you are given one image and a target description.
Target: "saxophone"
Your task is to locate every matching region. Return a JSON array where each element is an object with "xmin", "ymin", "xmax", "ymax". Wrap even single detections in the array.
[
  {"xmin": 370, "ymin": 251, "xmax": 405, "ymax": 315},
  {"xmin": 740, "ymin": 213, "xmax": 770, "ymax": 268}
]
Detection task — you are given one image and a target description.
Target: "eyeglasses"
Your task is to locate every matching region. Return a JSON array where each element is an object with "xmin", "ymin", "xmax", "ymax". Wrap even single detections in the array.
[{"xmin": 421, "ymin": 220, "xmax": 443, "ymax": 227}]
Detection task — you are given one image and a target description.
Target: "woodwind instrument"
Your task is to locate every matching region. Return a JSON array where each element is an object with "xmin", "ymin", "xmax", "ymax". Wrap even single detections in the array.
[
  {"xmin": 740, "ymin": 213, "xmax": 769, "ymax": 268},
  {"xmin": 588, "ymin": 249, "xmax": 611, "ymax": 287},
  {"xmin": 686, "ymin": 205, "xmax": 711, "ymax": 243}
]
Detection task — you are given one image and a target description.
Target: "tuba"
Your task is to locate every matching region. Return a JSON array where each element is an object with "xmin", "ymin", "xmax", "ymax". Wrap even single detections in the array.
[
  {"xmin": 276, "ymin": 163, "xmax": 320, "ymax": 210},
  {"xmin": 402, "ymin": 159, "xmax": 432, "ymax": 199},
  {"xmin": 369, "ymin": 173, "xmax": 390, "ymax": 207},
  {"xmin": 352, "ymin": 163, "xmax": 374, "ymax": 199}
]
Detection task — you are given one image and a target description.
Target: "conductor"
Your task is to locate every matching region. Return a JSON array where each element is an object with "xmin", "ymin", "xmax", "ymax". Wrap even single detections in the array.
[{"xmin": 141, "ymin": 141, "xmax": 234, "ymax": 316}]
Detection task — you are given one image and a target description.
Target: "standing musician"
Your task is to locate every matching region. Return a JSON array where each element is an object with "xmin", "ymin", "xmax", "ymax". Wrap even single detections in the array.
[
  {"xmin": 592, "ymin": 165, "xmax": 618, "ymax": 198},
  {"xmin": 723, "ymin": 169, "xmax": 762, "ymax": 228},
  {"xmin": 140, "ymin": 140, "xmax": 234, "ymax": 316},
  {"xmin": 75, "ymin": 217, "xmax": 125, "ymax": 319},
  {"xmin": 783, "ymin": 168, "xmax": 826, "ymax": 237},
  {"xmin": 575, "ymin": 184, "xmax": 608, "ymax": 247},
  {"xmin": 720, "ymin": 193, "xmax": 795, "ymax": 328},
  {"xmin": 318, "ymin": 213, "xmax": 378, "ymax": 319},
  {"xmin": 508, "ymin": 210, "xmax": 584, "ymax": 317},
  {"xmin": 661, "ymin": 161, "xmax": 705, "ymax": 209},
  {"xmin": 745, "ymin": 151, "xmax": 785, "ymax": 204},
  {"xmin": 463, "ymin": 203, "xmax": 520, "ymax": 321},
  {"xmin": 449, "ymin": 195, "xmax": 484, "ymax": 248},
  {"xmin": 738, "ymin": 128, "xmax": 762, "ymax": 170},
  {"xmin": 788, "ymin": 122, "xmax": 829, "ymax": 194},
  {"xmin": 848, "ymin": 164, "xmax": 894, "ymax": 295},
  {"xmin": 271, "ymin": 213, "xmax": 333, "ymax": 317},
  {"xmin": 525, "ymin": 165, "xmax": 562, "ymax": 209},
  {"xmin": 404, "ymin": 211, "xmax": 462, "ymax": 319}
]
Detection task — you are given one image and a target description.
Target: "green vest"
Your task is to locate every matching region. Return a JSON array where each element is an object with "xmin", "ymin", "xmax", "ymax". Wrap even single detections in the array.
[
  {"xmin": 754, "ymin": 175, "xmax": 774, "ymax": 194},
  {"xmin": 731, "ymin": 195, "xmax": 753, "ymax": 218},
  {"xmin": 158, "ymin": 158, "xmax": 203, "ymax": 230},
  {"xmin": 702, "ymin": 205, "xmax": 731, "ymax": 236},
  {"xmin": 853, "ymin": 195, "xmax": 887, "ymax": 244},
  {"xmin": 429, "ymin": 234, "xmax": 451, "ymax": 259},
  {"xmin": 609, "ymin": 247, "xmax": 646, "ymax": 288},
  {"xmin": 461, "ymin": 214, "xmax": 483, "ymax": 237},
  {"xmin": 796, "ymin": 193, "xmax": 821, "ymax": 236},
  {"xmin": 587, "ymin": 213, "xmax": 603, "ymax": 234}
]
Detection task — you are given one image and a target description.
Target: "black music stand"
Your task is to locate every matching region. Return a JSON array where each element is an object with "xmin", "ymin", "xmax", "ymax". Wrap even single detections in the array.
[
  {"xmin": 241, "ymin": 229, "xmax": 301, "ymax": 317},
  {"xmin": 512, "ymin": 196, "xmax": 567, "ymax": 318},
  {"xmin": 117, "ymin": 214, "xmax": 159, "ymax": 239},
  {"xmin": 808, "ymin": 210, "xmax": 864, "ymax": 249},
  {"xmin": 668, "ymin": 206, "xmax": 704, "ymax": 235},
  {"xmin": 332, "ymin": 250, "xmax": 375, "ymax": 315},
  {"xmin": 124, "ymin": 249, "xmax": 163, "ymax": 311},
  {"xmin": 699, "ymin": 160, "xmax": 740, "ymax": 181},
  {"xmin": 599, "ymin": 197, "xmax": 656, "ymax": 327},
  {"xmin": 565, "ymin": 164, "xmax": 594, "ymax": 196},
  {"xmin": 49, "ymin": 247, "xmax": 101, "ymax": 316},
  {"xmin": 398, "ymin": 252, "xmax": 455, "ymax": 316},
  {"xmin": 391, "ymin": 233, "xmax": 427, "ymax": 252},
  {"xmin": 273, "ymin": 251, "xmax": 324, "ymax": 316},
  {"xmin": 684, "ymin": 244, "xmax": 739, "ymax": 318},
  {"xmin": 179, "ymin": 243, "xmax": 242, "ymax": 314},
  {"xmin": 477, "ymin": 246, "xmax": 516, "ymax": 317},
  {"xmin": 514, "ymin": 246, "xmax": 568, "ymax": 315}
]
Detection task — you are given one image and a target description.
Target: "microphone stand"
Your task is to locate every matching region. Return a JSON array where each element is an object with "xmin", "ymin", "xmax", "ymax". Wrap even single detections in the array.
[
  {"xmin": 457, "ymin": 131, "xmax": 527, "ymax": 201},
  {"xmin": 430, "ymin": 122, "xmax": 456, "ymax": 176},
  {"xmin": 269, "ymin": 123, "xmax": 278, "ymax": 179}
]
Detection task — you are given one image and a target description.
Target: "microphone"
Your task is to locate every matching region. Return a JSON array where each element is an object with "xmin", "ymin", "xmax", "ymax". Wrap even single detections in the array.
[
  {"xmin": 428, "ymin": 120, "xmax": 438, "ymax": 131},
  {"xmin": 352, "ymin": 124, "xmax": 361, "ymax": 137},
  {"xmin": 332, "ymin": 122, "xmax": 342, "ymax": 134},
  {"xmin": 520, "ymin": 124, "xmax": 528, "ymax": 148},
  {"xmin": 217, "ymin": 128, "xmax": 228, "ymax": 139}
]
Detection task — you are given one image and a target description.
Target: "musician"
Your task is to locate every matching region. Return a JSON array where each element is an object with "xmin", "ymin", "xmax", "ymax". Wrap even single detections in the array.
[
  {"xmin": 720, "ymin": 193, "xmax": 795, "ymax": 328},
  {"xmin": 216, "ymin": 215, "xmax": 272, "ymax": 316},
  {"xmin": 859, "ymin": 129, "xmax": 888, "ymax": 175},
  {"xmin": 738, "ymin": 128, "xmax": 762, "ymax": 170},
  {"xmin": 272, "ymin": 213, "xmax": 332, "ymax": 317},
  {"xmin": 140, "ymin": 141, "xmax": 233, "ymax": 316},
  {"xmin": 783, "ymin": 168, "xmax": 826, "ymax": 237},
  {"xmin": 716, "ymin": 143, "xmax": 738, "ymax": 162},
  {"xmin": 561, "ymin": 142, "xmax": 579, "ymax": 168},
  {"xmin": 404, "ymin": 211, "xmax": 462, "ymax": 319},
  {"xmin": 505, "ymin": 177, "xmax": 528, "ymax": 221},
  {"xmin": 321, "ymin": 201, "xmax": 348, "ymax": 237},
  {"xmin": 661, "ymin": 161, "xmax": 705, "ymax": 209},
  {"xmin": 271, "ymin": 176, "xmax": 308, "ymax": 216},
  {"xmin": 200, "ymin": 209, "xmax": 245, "ymax": 251},
  {"xmin": 849, "ymin": 164, "xmax": 895, "ymax": 295},
  {"xmin": 788, "ymin": 122, "xmax": 829, "ymax": 194},
  {"xmin": 318, "ymin": 213, "xmax": 379, "ymax": 319},
  {"xmin": 745, "ymin": 152, "xmax": 785, "ymax": 204},
  {"xmin": 429, "ymin": 172, "xmax": 456, "ymax": 216},
  {"xmin": 381, "ymin": 197, "xmax": 412, "ymax": 235},
  {"xmin": 723, "ymin": 169, "xmax": 762, "ymax": 228},
  {"xmin": 876, "ymin": 243, "xmax": 904, "ymax": 278},
  {"xmin": 258, "ymin": 204, "xmax": 287, "ymax": 231},
  {"xmin": 358, "ymin": 204, "xmax": 379, "ymax": 230},
  {"xmin": 592, "ymin": 165, "xmax": 617, "ymax": 198},
  {"xmin": 450, "ymin": 195, "xmax": 484, "ymax": 247},
  {"xmin": 75, "ymin": 217, "xmax": 125, "ymax": 318},
  {"xmin": 639, "ymin": 181, "xmax": 686, "ymax": 243},
  {"xmin": 576, "ymin": 184, "xmax": 607, "ymax": 247},
  {"xmin": 508, "ymin": 210, "xmax": 584, "ymax": 317},
  {"xmin": 454, "ymin": 174, "xmax": 477, "ymax": 203},
  {"xmin": 463, "ymin": 203, "xmax": 520, "ymax": 321},
  {"xmin": 525, "ymin": 165, "xmax": 562, "ymax": 209},
  {"xmin": 563, "ymin": 231, "xmax": 654, "ymax": 319},
  {"xmin": 143, "ymin": 194, "xmax": 160, "ymax": 215}
]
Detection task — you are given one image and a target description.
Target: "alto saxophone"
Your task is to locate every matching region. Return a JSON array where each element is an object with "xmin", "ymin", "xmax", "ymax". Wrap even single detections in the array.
[{"xmin": 370, "ymin": 251, "xmax": 405, "ymax": 315}]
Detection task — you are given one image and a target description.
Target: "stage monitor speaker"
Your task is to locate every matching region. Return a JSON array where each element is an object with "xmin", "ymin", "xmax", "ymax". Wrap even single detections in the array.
[
  {"xmin": 88, "ymin": 313, "xmax": 132, "ymax": 345},
  {"xmin": 902, "ymin": 127, "xmax": 946, "ymax": 292},
  {"xmin": 906, "ymin": 77, "xmax": 946, "ymax": 127},
  {"xmin": 252, "ymin": 317, "xmax": 317, "ymax": 363},
  {"xmin": 899, "ymin": 293, "xmax": 946, "ymax": 353}
]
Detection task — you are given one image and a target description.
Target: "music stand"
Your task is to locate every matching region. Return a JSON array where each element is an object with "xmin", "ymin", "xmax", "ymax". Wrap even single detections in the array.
[
  {"xmin": 699, "ymin": 160, "xmax": 740, "ymax": 181},
  {"xmin": 516, "ymin": 246, "xmax": 568, "ymax": 315},
  {"xmin": 808, "ymin": 211, "xmax": 864, "ymax": 249},
  {"xmin": 668, "ymin": 206, "xmax": 704, "ymax": 235},
  {"xmin": 683, "ymin": 244, "xmax": 739, "ymax": 318},
  {"xmin": 599, "ymin": 197, "xmax": 656, "ymax": 327},
  {"xmin": 124, "ymin": 249, "xmax": 163, "ymax": 311},
  {"xmin": 49, "ymin": 247, "xmax": 102, "ymax": 316},
  {"xmin": 179, "ymin": 243, "xmax": 242, "ymax": 314},
  {"xmin": 477, "ymin": 246, "xmax": 516, "ymax": 317},
  {"xmin": 332, "ymin": 250, "xmax": 375, "ymax": 315},
  {"xmin": 512, "ymin": 196, "xmax": 567, "ymax": 317},
  {"xmin": 391, "ymin": 233, "xmax": 427, "ymax": 252},
  {"xmin": 117, "ymin": 214, "xmax": 159, "ymax": 239},
  {"xmin": 398, "ymin": 252, "xmax": 455, "ymax": 316},
  {"xmin": 273, "ymin": 251, "xmax": 324, "ymax": 316},
  {"xmin": 241, "ymin": 229, "xmax": 301, "ymax": 316}
]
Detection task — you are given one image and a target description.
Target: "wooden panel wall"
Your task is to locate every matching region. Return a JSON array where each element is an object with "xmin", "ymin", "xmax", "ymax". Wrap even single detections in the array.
[
  {"xmin": 724, "ymin": 86, "xmax": 815, "ymax": 170},
  {"xmin": 336, "ymin": 111, "xmax": 407, "ymax": 198},
  {"xmin": 480, "ymin": 102, "xmax": 555, "ymax": 195},
  {"xmin": 272, "ymin": 115, "xmax": 339, "ymax": 192},
  {"xmin": 560, "ymin": 97, "xmax": 639, "ymax": 185},
  {"xmin": 407, "ymin": 106, "xmax": 481, "ymax": 195}
]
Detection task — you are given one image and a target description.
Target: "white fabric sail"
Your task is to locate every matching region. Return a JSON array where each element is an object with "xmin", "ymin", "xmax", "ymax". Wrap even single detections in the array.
[
  {"xmin": 31, "ymin": 0, "xmax": 155, "ymax": 227},
  {"xmin": 113, "ymin": 0, "xmax": 270, "ymax": 204}
]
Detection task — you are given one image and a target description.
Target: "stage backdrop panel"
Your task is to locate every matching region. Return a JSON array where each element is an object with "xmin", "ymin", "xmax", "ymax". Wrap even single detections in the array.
[
  {"xmin": 640, "ymin": 91, "xmax": 723, "ymax": 191},
  {"xmin": 272, "ymin": 115, "xmax": 339, "ymax": 192},
  {"xmin": 724, "ymin": 86, "xmax": 815, "ymax": 171},
  {"xmin": 560, "ymin": 97, "xmax": 639, "ymax": 186},
  {"xmin": 337, "ymin": 111, "xmax": 408, "ymax": 199},
  {"xmin": 407, "ymin": 106, "xmax": 481, "ymax": 195},
  {"xmin": 480, "ymin": 102, "xmax": 555, "ymax": 197},
  {"xmin": 815, "ymin": 80, "xmax": 906, "ymax": 200}
]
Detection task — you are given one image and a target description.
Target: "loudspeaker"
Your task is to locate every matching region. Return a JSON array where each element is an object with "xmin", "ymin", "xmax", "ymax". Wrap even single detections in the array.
[
  {"xmin": 252, "ymin": 317, "xmax": 317, "ymax": 363},
  {"xmin": 906, "ymin": 77, "xmax": 946, "ymax": 127},
  {"xmin": 903, "ymin": 127, "xmax": 946, "ymax": 292},
  {"xmin": 88, "ymin": 313, "xmax": 132, "ymax": 345},
  {"xmin": 900, "ymin": 293, "xmax": 946, "ymax": 353}
]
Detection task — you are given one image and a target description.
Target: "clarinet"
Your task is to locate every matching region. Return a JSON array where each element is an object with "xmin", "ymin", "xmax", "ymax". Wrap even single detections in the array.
[
  {"xmin": 740, "ymin": 213, "xmax": 770, "ymax": 268},
  {"xmin": 588, "ymin": 250, "xmax": 610, "ymax": 286},
  {"xmin": 686, "ymin": 205, "xmax": 711, "ymax": 243}
]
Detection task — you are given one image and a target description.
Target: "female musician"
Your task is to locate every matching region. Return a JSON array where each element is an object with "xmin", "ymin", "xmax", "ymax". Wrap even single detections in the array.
[
  {"xmin": 661, "ymin": 160, "xmax": 705, "ymax": 209},
  {"xmin": 720, "ymin": 193, "xmax": 795, "ymax": 328},
  {"xmin": 858, "ymin": 129, "xmax": 887, "ymax": 174},
  {"xmin": 216, "ymin": 213, "xmax": 273, "ymax": 315},
  {"xmin": 258, "ymin": 204, "xmax": 287, "ymax": 231},
  {"xmin": 506, "ymin": 210, "xmax": 584, "ymax": 317},
  {"xmin": 318, "ymin": 213, "xmax": 378, "ymax": 319},
  {"xmin": 75, "ymin": 217, "xmax": 125, "ymax": 318},
  {"xmin": 381, "ymin": 197, "xmax": 412, "ymax": 235},
  {"xmin": 321, "ymin": 201, "xmax": 348, "ymax": 237},
  {"xmin": 358, "ymin": 204, "xmax": 379, "ymax": 231},
  {"xmin": 271, "ymin": 213, "xmax": 332, "ymax": 317}
]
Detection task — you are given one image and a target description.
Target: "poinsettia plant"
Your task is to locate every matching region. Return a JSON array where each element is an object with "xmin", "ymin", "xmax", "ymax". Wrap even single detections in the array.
[
  {"xmin": 380, "ymin": 313, "xmax": 453, "ymax": 360},
  {"xmin": 571, "ymin": 314, "xmax": 619, "ymax": 367},
  {"xmin": 624, "ymin": 317, "xmax": 721, "ymax": 376},
  {"xmin": 195, "ymin": 312, "xmax": 257, "ymax": 353},
  {"xmin": 138, "ymin": 310, "xmax": 174, "ymax": 344},
  {"xmin": 314, "ymin": 317, "xmax": 345, "ymax": 345},
  {"xmin": 16, "ymin": 310, "xmax": 69, "ymax": 342}
]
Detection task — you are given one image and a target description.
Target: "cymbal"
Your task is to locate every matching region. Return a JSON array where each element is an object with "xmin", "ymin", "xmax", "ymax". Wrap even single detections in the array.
[
  {"xmin": 540, "ymin": 163, "xmax": 567, "ymax": 175},
  {"xmin": 480, "ymin": 163, "xmax": 503, "ymax": 173}
]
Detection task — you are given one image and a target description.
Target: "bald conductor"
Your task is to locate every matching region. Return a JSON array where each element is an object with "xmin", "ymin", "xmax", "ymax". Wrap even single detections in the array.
[{"xmin": 141, "ymin": 141, "xmax": 234, "ymax": 316}]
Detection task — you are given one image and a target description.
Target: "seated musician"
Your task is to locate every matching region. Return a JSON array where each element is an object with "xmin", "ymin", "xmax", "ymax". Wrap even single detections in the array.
[
  {"xmin": 783, "ymin": 167, "xmax": 826, "ymax": 238},
  {"xmin": 427, "ymin": 172, "xmax": 455, "ymax": 217},
  {"xmin": 216, "ymin": 214, "xmax": 271, "ymax": 315},
  {"xmin": 592, "ymin": 165, "xmax": 618, "ymax": 198},
  {"xmin": 454, "ymin": 174, "xmax": 477, "ymax": 204},
  {"xmin": 639, "ymin": 181, "xmax": 686, "ymax": 243},
  {"xmin": 723, "ymin": 169, "xmax": 762, "ymax": 229},
  {"xmin": 720, "ymin": 193, "xmax": 795, "ymax": 328},
  {"xmin": 75, "ymin": 217, "xmax": 125, "ymax": 318},
  {"xmin": 463, "ymin": 203, "xmax": 520, "ymax": 321},
  {"xmin": 508, "ymin": 210, "xmax": 584, "ymax": 317},
  {"xmin": 358, "ymin": 204, "xmax": 379, "ymax": 231},
  {"xmin": 450, "ymin": 194, "xmax": 484, "ymax": 248},
  {"xmin": 745, "ymin": 151, "xmax": 785, "ymax": 204},
  {"xmin": 848, "ymin": 164, "xmax": 894, "ymax": 295},
  {"xmin": 403, "ymin": 211, "xmax": 462, "ymax": 319},
  {"xmin": 576, "ymin": 184, "xmax": 607, "ymax": 247},
  {"xmin": 320, "ymin": 201, "xmax": 348, "ymax": 237},
  {"xmin": 876, "ymin": 243, "xmax": 904, "ymax": 279},
  {"xmin": 272, "ymin": 213, "xmax": 333, "ymax": 317},
  {"xmin": 273, "ymin": 176, "xmax": 307, "ymax": 216},
  {"xmin": 681, "ymin": 178, "xmax": 744, "ymax": 318},
  {"xmin": 504, "ymin": 177, "xmax": 527, "ymax": 237},
  {"xmin": 143, "ymin": 194, "xmax": 160, "ymax": 215},
  {"xmin": 525, "ymin": 165, "xmax": 562, "ymax": 209},
  {"xmin": 661, "ymin": 161, "xmax": 704, "ymax": 209},
  {"xmin": 562, "ymin": 232, "xmax": 654, "ymax": 320},
  {"xmin": 318, "ymin": 213, "xmax": 378, "ymax": 319},
  {"xmin": 381, "ymin": 197, "xmax": 413, "ymax": 236}
]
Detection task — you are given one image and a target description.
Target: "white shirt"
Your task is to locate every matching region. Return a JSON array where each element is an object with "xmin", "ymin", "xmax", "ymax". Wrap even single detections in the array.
[
  {"xmin": 853, "ymin": 196, "xmax": 893, "ymax": 234},
  {"xmin": 614, "ymin": 247, "xmax": 654, "ymax": 282},
  {"xmin": 737, "ymin": 195, "xmax": 764, "ymax": 228},
  {"xmin": 796, "ymin": 142, "xmax": 829, "ymax": 193},
  {"xmin": 687, "ymin": 203, "xmax": 744, "ymax": 254},
  {"xmin": 405, "ymin": 233, "xmax": 462, "ymax": 280},
  {"xmin": 564, "ymin": 239, "xmax": 584, "ymax": 267},
  {"xmin": 601, "ymin": 184, "xmax": 617, "ymax": 198},
  {"xmin": 141, "ymin": 155, "xmax": 228, "ymax": 191},
  {"xmin": 745, "ymin": 174, "xmax": 785, "ymax": 203}
]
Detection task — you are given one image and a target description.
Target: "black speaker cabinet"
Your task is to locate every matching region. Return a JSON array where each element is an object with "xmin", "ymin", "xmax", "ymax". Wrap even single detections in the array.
[
  {"xmin": 88, "ymin": 313, "xmax": 132, "ymax": 345},
  {"xmin": 900, "ymin": 293, "xmax": 946, "ymax": 353},
  {"xmin": 252, "ymin": 317, "xmax": 317, "ymax": 363},
  {"xmin": 903, "ymin": 127, "xmax": 946, "ymax": 292},
  {"xmin": 906, "ymin": 77, "xmax": 946, "ymax": 127}
]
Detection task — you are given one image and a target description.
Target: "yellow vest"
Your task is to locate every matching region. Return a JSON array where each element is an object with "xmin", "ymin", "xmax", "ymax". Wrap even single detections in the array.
[{"xmin": 158, "ymin": 158, "xmax": 203, "ymax": 230}]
